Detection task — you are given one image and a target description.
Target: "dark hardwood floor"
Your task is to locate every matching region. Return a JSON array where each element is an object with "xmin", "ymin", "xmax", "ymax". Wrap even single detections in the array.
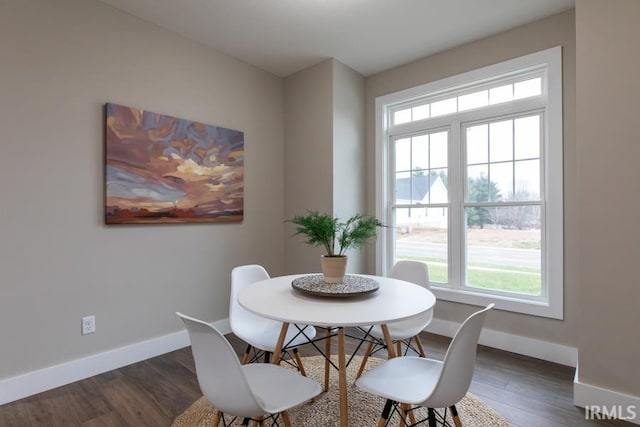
[{"xmin": 0, "ymin": 330, "xmax": 630, "ymax": 426}]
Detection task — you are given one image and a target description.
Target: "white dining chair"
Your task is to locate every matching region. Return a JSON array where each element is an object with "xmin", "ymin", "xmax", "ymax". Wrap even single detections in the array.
[
  {"xmin": 355, "ymin": 304, "xmax": 494, "ymax": 427},
  {"xmin": 355, "ymin": 260, "xmax": 433, "ymax": 378},
  {"xmin": 230, "ymin": 264, "xmax": 317, "ymax": 374},
  {"xmin": 177, "ymin": 312, "xmax": 322, "ymax": 427}
]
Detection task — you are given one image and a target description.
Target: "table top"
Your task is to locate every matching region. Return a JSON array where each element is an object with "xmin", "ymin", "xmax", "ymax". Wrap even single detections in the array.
[{"xmin": 238, "ymin": 273, "xmax": 436, "ymax": 327}]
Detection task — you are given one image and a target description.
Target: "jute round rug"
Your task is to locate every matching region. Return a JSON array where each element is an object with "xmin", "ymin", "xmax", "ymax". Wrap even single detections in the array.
[{"xmin": 172, "ymin": 355, "xmax": 509, "ymax": 426}]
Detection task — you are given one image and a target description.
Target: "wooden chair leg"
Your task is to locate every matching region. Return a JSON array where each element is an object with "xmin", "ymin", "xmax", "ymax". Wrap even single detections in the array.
[
  {"xmin": 292, "ymin": 348, "xmax": 307, "ymax": 376},
  {"xmin": 355, "ymin": 340, "xmax": 375, "ymax": 379},
  {"xmin": 271, "ymin": 323, "xmax": 289, "ymax": 365},
  {"xmin": 405, "ymin": 403, "xmax": 417, "ymax": 426},
  {"xmin": 281, "ymin": 410, "xmax": 293, "ymax": 427},
  {"xmin": 396, "ymin": 340, "xmax": 402, "ymax": 357},
  {"xmin": 212, "ymin": 411, "xmax": 221, "ymax": 427},
  {"xmin": 378, "ymin": 399, "xmax": 394, "ymax": 427},
  {"xmin": 414, "ymin": 334, "xmax": 426, "ymax": 357},
  {"xmin": 399, "ymin": 403, "xmax": 408, "ymax": 427},
  {"xmin": 409, "ymin": 405, "xmax": 417, "ymax": 426},
  {"xmin": 450, "ymin": 404, "xmax": 463, "ymax": 427},
  {"xmin": 241, "ymin": 344, "xmax": 252, "ymax": 365},
  {"xmin": 324, "ymin": 328, "xmax": 332, "ymax": 391}
]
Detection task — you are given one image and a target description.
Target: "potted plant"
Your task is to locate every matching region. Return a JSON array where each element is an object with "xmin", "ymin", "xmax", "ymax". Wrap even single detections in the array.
[{"xmin": 287, "ymin": 211, "xmax": 383, "ymax": 283}]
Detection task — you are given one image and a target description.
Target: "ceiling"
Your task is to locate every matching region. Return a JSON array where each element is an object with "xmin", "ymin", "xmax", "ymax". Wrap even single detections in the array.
[{"xmin": 99, "ymin": 0, "xmax": 575, "ymax": 77}]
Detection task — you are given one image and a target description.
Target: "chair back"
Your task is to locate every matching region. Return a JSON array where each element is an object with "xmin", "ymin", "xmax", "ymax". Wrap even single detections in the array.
[
  {"xmin": 389, "ymin": 260, "xmax": 430, "ymax": 289},
  {"xmin": 176, "ymin": 312, "xmax": 265, "ymax": 417},
  {"xmin": 424, "ymin": 304, "xmax": 494, "ymax": 408},
  {"xmin": 388, "ymin": 260, "xmax": 433, "ymax": 334},
  {"xmin": 230, "ymin": 265, "xmax": 279, "ymax": 336}
]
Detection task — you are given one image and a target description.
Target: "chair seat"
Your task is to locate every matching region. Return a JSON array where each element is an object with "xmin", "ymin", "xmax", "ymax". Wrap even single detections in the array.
[
  {"xmin": 356, "ymin": 356, "xmax": 443, "ymax": 405},
  {"xmin": 356, "ymin": 305, "xmax": 493, "ymax": 426},
  {"xmin": 177, "ymin": 311, "xmax": 323, "ymax": 423},
  {"xmin": 235, "ymin": 323, "xmax": 316, "ymax": 353},
  {"xmin": 243, "ymin": 363, "xmax": 322, "ymax": 413}
]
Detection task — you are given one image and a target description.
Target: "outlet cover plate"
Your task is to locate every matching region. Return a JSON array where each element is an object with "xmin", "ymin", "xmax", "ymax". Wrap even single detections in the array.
[{"xmin": 82, "ymin": 315, "xmax": 95, "ymax": 335}]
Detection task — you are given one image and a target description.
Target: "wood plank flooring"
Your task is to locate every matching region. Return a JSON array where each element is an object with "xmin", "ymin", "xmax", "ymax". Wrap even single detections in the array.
[{"xmin": 0, "ymin": 330, "xmax": 631, "ymax": 426}]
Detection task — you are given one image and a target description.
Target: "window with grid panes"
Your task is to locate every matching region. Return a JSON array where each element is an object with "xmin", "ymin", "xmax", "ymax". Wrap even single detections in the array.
[{"xmin": 375, "ymin": 47, "xmax": 563, "ymax": 318}]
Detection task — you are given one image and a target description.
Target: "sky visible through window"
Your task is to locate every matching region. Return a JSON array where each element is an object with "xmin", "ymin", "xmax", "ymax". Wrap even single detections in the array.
[
  {"xmin": 466, "ymin": 114, "xmax": 540, "ymax": 201},
  {"xmin": 393, "ymin": 77, "xmax": 542, "ymax": 126}
]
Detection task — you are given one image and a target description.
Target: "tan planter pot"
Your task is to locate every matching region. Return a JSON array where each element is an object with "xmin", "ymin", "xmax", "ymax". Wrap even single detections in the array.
[{"xmin": 321, "ymin": 255, "xmax": 347, "ymax": 283}]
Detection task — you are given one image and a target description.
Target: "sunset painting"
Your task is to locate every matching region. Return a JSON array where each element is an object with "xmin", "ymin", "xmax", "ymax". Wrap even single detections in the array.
[{"xmin": 105, "ymin": 103, "xmax": 244, "ymax": 224}]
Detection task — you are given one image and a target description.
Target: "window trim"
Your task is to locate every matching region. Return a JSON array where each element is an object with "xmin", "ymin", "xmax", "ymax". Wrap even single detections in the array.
[
  {"xmin": 389, "ymin": 69, "xmax": 547, "ymax": 126},
  {"xmin": 375, "ymin": 46, "xmax": 563, "ymax": 319}
]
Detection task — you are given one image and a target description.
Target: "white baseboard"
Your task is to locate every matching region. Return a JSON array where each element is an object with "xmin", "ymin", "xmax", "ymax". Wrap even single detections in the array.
[
  {"xmin": 0, "ymin": 318, "xmax": 230, "ymax": 406},
  {"xmin": 1, "ymin": 316, "xmax": 576, "ymax": 406},
  {"xmin": 426, "ymin": 318, "xmax": 578, "ymax": 367},
  {"xmin": 574, "ymin": 366, "xmax": 640, "ymax": 424}
]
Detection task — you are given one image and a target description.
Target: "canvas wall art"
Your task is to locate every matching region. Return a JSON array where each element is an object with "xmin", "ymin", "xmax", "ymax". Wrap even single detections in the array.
[{"xmin": 105, "ymin": 103, "xmax": 244, "ymax": 224}]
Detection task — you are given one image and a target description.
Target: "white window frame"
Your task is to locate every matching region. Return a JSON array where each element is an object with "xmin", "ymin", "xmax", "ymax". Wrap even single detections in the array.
[{"xmin": 375, "ymin": 46, "xmax": 563, "ymax": 319}]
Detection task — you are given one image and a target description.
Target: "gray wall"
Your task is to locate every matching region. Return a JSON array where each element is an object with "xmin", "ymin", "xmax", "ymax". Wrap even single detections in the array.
[
  {"xmin": 332, "ymin": 61, "xmax": 367, "ymax": 273},
  {"xmin": 283, "ymin": 60, "xmax": 334, "ymax": 274},
  {"xmin": 576, "ymin": 0, "xmax": 640, "ymax": 396},
  {"xmin": 365, "ymin": 11, "xmax": 578, "ymax": 345},
  {"xmin": 283, "ymin": 59, "xmax": 367, "ymax": 274},
  {"xmin": 0, "ymin": 0, "xmax": 285, "ymax": 379}
]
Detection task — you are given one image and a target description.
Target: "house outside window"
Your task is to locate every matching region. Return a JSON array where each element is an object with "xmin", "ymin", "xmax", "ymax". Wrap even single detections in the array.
[{"xmin": 375, "ymin": 47, "xmax": 563, "ymax": 319}]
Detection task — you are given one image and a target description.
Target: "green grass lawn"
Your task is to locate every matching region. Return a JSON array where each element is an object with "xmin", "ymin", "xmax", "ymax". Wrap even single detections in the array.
[{"xmin": 399, "ymin": 255, "xmax": 541, "ymax": 295}]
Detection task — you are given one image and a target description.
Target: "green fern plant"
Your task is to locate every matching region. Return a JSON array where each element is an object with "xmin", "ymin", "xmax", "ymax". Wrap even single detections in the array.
[{"xmin": 287, "ymin": 211, "xmax": 383, "ymax": 257}]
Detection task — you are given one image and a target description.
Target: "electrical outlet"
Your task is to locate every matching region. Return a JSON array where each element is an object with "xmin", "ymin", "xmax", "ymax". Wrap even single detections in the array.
[{"xmin": 82, "ymin": 315, "xmax": 95, "ymax": 335}]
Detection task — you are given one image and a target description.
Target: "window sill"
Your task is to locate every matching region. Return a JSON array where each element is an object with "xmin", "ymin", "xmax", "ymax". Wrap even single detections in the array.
[{"xmin": 430, "ymin": 285, "xmax": 563, "ymax": 320}]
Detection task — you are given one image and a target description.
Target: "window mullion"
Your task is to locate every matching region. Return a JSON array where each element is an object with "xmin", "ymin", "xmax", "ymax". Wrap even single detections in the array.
[
  {"xmin": 387, "ymin": 135, "xmax": 397, "ymax": 273},
  {"xmin": 449, "ymin": 121, "xmax": 463, "ymax": 289}
]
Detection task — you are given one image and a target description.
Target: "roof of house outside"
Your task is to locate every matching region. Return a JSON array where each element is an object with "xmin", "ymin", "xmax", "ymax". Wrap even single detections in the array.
[{"xmin": 395, "ymin": 174, "xmax": 438, "ymax": 202}]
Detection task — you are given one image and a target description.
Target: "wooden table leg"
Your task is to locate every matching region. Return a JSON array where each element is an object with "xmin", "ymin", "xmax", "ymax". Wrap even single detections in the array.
[
  {"xmin": 324, "ymin": 328, "xmax": 332, "ymax": 391},
  {"xmin": 380, "ymin": 324, "xmax": 397, "ymax": 359},
  {"xmin": 271, "ymin": 322, "xmax": 289, "ymax": 365},
  {"xmin": 338, "ymin": 327, "xmax": 348, "ymax": 427}
]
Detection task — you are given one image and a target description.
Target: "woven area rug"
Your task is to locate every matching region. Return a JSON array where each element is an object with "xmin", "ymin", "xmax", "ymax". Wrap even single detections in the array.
[{"xmin": 172, "ymin": 355, "xmax": 509, "ymax": 426}]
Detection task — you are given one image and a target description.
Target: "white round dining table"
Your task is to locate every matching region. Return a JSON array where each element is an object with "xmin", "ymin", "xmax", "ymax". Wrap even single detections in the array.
[{"xmin": 238, "ymin": 273, "xmax": 436, "ymax": 427}]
